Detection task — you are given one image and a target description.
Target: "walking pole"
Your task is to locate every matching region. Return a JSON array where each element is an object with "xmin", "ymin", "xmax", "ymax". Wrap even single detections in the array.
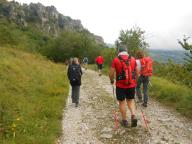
[
  {"xmin": 112, "ymin": 85, "xmax": 119, "ymax": 130},
  {"xmin": 136, "ymin": 101, "xmax": 151, "ymax": 135},
  {"xmin": 149, "ymin": 81, "xmax": 152, "ymax": 87}
]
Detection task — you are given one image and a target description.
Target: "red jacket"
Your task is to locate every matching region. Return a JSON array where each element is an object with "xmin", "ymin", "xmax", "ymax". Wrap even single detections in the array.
[{"xmin": 95, "ymin": 56, "xmax": 104, "ymax": 64}]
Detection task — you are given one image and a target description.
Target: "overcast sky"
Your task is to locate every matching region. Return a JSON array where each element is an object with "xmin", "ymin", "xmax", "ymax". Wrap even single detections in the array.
[{"xmin": 14, "ymin": 0, "xmax": 192, "ymax": 50}]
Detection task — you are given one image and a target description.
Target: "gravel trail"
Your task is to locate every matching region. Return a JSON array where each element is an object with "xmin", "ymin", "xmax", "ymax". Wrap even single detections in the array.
[{"xmin": 58, "ymin": 69, "xmax": 192, "ymax": 144}]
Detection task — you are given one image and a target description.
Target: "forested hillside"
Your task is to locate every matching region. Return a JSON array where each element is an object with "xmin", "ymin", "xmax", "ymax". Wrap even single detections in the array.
[
  {"xmin": 0, "ymin": 0, "xmax": 108, "ymax": 63},
  {"xmin": 149, "ymin": 49, "xmax": 187, "ymax": 63}
]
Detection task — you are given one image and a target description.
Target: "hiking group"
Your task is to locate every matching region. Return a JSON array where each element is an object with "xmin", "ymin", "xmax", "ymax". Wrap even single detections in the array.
[
  {"xmin": 109, "ymin": 46, "xmax": 153, "ymax": 127},
  {"xmin": 67, "ymin": 47, "xmax": 153, "ymax": 128}
]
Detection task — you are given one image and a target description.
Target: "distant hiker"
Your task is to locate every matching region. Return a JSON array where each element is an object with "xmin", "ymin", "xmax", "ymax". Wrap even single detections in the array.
[
  {"xmin": 69, "ymin": 57, "xmax": 73, "ymax": 65},
  {"xmin": 95, "ymin": 55, "xmax": 104, "ymax": 75},
  {"xmin": 82, "ymin": 57, "xmax": 89, "ymax": 70},
  {"xmin": 109, "ymin": 46, "xmax": 139, "ymax": 127},
  {"xmin": 136, "ymin": 50, "xmax": 153, "ymax": 107},
  {"xmin": 64, "ymin": 59, "xmax": 69, "ymax": 66},
  {"xmin": 67, "ymin": 57, "xmax": 83, "ymax": 107}
]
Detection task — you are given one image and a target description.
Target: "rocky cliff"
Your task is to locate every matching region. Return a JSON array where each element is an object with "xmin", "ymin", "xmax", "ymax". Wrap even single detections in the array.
[{"xmin": 0, "ymin": 0, "xmax": 105, "ymax": 45}]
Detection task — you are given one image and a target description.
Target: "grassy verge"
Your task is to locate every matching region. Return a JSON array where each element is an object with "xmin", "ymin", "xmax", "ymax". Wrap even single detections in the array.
[
  {"xmin": 150, "ymin": 77, "xmax": 192, "ymax": 118},
  {"xmin": 0, "ymin": 48, "xmax": 69, "ymax": 144},
  {"xmin": 87, "ymin": 64, "xmax": 192, "ymax": 119}
]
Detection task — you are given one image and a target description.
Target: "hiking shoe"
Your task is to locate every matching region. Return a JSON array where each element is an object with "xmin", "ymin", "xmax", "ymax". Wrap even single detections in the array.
[
  {"xmin": 131, "ymin": 115, "xmax": 138, "ymax": 127},
  {"xmin": 121, "ymin": 120, "xmax": 128, "ymax": 127},
  {"xmin": 142, "ymin": 102, "xmax": 147, "ymax": 107}
]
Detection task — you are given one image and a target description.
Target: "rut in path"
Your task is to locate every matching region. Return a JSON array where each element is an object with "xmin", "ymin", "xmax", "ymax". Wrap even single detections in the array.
[{"xmin": 58, "ymin": 69, "xmax": 192, "ymax": 144}]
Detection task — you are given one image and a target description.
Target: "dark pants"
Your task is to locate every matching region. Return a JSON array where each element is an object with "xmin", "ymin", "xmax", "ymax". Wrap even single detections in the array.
[
  {"xmin": 136, "ymin": 76, "xmax": 149, "ymax": 103},
  {"xmin": 97, "ymin": 64, "xmax": 103, "ymax": 70},
  {"xmin": 71, "ymin": 86, "xmax": 80, "ymax": 104}
]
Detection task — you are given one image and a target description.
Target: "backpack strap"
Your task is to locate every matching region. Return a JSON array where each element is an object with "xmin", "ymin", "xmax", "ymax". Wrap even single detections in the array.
[{"xmin": 118, "ymin": 55, "xmax": 130, "ymax": 65}]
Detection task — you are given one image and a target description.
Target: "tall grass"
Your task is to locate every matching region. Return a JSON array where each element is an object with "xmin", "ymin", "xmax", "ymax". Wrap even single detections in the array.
[
  {"xmin": 0, "ymin": 48, "xmax": 69, "ymax": 144},
  {"xmin": 88, "ymin": 64, "xmax": 192, "ymax": 119},
  {"xmin": 150, "ymin": 77, "xmax": 192, "ymax": 118}
]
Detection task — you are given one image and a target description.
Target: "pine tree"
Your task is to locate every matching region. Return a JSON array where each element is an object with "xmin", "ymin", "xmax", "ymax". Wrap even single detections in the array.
[{"xmin": 178, "ymin": 36, "xmax": 192, "ymax": 71}]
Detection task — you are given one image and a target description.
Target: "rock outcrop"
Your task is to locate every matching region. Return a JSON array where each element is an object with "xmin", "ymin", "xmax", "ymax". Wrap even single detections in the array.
[{"xmin": 0, "ymin": 0, "xmax": 105, "ymax": 45}]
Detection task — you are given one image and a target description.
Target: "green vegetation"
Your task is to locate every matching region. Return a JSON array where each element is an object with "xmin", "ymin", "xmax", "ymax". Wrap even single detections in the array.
[
  {"xmin": 154, "ymin": 61, "xmax": 192, "ymax": 88},
  {"xmin": 0, "ymin": 48, "xmax": 69, "ymax": 144},
  {"xmin": 0, "ymin": 18, "xmax": 109, "ymax": 63},
  {"xmin": 115, "ymin": 26, "xmax": 149, "ymax": 57},
  {"xmin": 150, "ymin": 77, "xmax": 192, "ymax": 118},
  {"xmin": 178, "ymin": 36, "xmax": 192, "ymax": 71},
  {"xmin": 0, "ymin": 19, "xmax": 51, "ymax": 53},
  {"xmin": 42, "ymin": 30, "xmax": 106, "ymax": 63}
]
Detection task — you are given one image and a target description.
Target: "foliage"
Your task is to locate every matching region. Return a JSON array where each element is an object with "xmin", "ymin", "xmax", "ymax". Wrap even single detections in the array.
[
  {"xmin": 0, "ymin": 19, "xmax": 51, "ymax": 53},
  {"xmin": 116, "ymin": 26, "xmax": 149, "ymax": 57},
  {"xmin": 41, "ymin": 30, "xmax": 105, "ymax": 63},
  {"xmin": 153, "ymin": 60, "xmax": 192, "ymax": 88},
  {"xmin": 0, "ymin": 48, "xmax": 69, "ymax": 144},
  {"xmin": 0, "ymin": 18, "xmax": 108, "ymax": 63},
  {"xmin": 178, "ymin": 36, "xmax": 192, "ymax": 71},
  {"xmin": 150, "ymin": 76, "xmax": 192, "ymax": 118}
]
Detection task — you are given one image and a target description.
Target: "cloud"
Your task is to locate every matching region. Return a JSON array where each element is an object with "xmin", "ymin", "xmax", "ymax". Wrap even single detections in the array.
[{"xmin": 15, "ymin": 0, "xmax": 192, "ymax": 50}]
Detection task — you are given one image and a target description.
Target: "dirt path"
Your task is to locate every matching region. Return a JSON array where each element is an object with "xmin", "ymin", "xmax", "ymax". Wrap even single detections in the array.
[{"xmin": 58, "ymin": 69, "xmax": 192, "ymax": 144}]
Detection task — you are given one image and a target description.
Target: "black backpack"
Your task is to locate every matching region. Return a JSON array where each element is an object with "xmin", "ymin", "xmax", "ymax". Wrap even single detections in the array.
[{"xmin": 68, "ymin": 64, "xmax": 81, "ymax": 84}]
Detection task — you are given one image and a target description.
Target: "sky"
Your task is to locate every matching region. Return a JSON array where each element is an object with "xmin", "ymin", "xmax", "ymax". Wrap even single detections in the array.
[{"xmin": 14, "ymin": 0, "xmax": 192, "ymax": 50}]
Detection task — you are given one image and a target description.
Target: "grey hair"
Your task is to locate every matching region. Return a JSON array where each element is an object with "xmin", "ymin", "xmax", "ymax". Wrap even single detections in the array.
[{"xmin": 72, "ymin": 57, "xmax": 79, "ymax": 64}]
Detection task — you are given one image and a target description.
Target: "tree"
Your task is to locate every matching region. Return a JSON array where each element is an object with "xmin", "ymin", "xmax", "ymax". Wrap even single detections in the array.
[
  {"xmin": 178, "ymin": 36, "xmax": 192, "ymax": 70},
  {"xmin": 116, "ymin": 26, "xmax": 149, "ymax": 56}
]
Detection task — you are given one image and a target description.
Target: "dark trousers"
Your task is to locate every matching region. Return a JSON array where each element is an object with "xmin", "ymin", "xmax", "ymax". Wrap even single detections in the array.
[
  {"xmin": 136, "ymin": 75, "xmax": 149, "ymax": 103},
  {"xmin": 71, "ymin": 86, "xmax": 80, "ymax": 104}
]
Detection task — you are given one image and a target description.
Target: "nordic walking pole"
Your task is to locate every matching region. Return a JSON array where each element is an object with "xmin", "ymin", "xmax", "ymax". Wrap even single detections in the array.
[
  {"xmin": 149, "ymin": 81, "xmax": 152, "ymax": 87},
  {"xmin": 112, "ymin": 84, "xmax": 119, "ymax": 130},
  {"xmin": 136, "ymin": 101, "xmax": 151, "ymax": 135}
]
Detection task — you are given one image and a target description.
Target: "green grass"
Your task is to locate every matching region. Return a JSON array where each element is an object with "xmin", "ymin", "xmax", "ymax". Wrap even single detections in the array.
[
  {"xmin": 88, "ymin": 64, "xmax": 192, "ymax": 119},
  {"xmin": 150, "ymin": 76, "xmax": 192, "ymax": 118},
  {"xmin": 0, "ymin": 48, "xmax": 69, "ymax": 144}
]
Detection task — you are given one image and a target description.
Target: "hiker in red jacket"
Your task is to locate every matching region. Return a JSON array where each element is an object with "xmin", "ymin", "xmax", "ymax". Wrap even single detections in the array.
[
  {"xmin": 95, "ymin": 55, "xmax": 104, "ymax": 75},
  {"xmin": 109, "ymin": 46, "xmax": 139, "ymax": 127},
  {"xmin": 136, "ymin": 50, "xmax": 153, "ymax": 107}
]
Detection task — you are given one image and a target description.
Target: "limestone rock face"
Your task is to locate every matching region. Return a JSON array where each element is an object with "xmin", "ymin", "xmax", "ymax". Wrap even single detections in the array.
[{"xmin": 0, "ymin": 0, "xmax": 105, "ymax": 45}]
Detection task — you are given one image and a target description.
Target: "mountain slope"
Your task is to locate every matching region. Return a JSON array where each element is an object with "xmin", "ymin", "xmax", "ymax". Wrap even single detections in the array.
[
  {"xmin": 0, "ymin": 47, "xmax": 69, "ymax": 144},
  {"xmin": 0, "ymin": 0, "xmax": 105, "ymax": 45}
]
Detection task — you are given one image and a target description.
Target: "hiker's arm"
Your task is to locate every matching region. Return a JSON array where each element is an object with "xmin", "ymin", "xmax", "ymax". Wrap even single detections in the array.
[
  {"xmin": 80, "ymin": 66, "xmax": 83, "ymax": 75},
  {"xmin": 67, "ymin": 66, "xmax": 70, "ymax": 79},
  {"xmin": 109, "ymin": 67, "xmax": 115, "ymax": 84}
]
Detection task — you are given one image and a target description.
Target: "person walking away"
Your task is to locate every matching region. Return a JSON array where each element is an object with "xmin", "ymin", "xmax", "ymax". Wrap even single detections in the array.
[
  {"xmin": 95, "ymin": 55, "xmax": 104, "ymax": 75},
  {"xmin": 82, "ymin": 57, "xmax": 89, "ymax": 70},
  {"xmin": 67, "ymin": 57, "xmax": 83, "ymax": 107},
  {"xmin": 109, "ymin": 47, "xmax": 139, "ymax": 127},
  {"xmin": 64, "ymin": 59, "xmax": 69, "ymax": 66},
  {"xmin": 136, "ymin": 50, "xmax": 153, "ymax": 107}
]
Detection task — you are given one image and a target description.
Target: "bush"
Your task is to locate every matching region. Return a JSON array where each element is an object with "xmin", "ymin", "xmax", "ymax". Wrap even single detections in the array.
[{"xmin": 153, "ymin": 61, "xmax": 192, "ymax": 88}]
